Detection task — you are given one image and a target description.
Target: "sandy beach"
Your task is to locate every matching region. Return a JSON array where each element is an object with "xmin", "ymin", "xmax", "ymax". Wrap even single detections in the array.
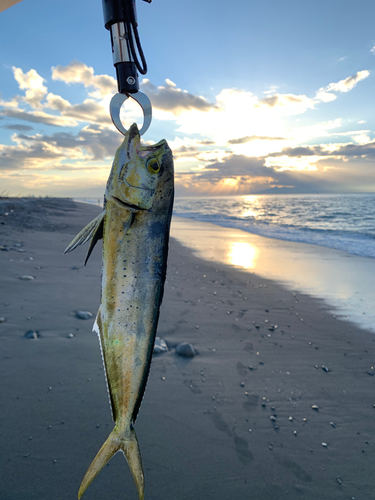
[{"xmin": 1, "ymin": 198, "xmax": 375, "ymax": 500}]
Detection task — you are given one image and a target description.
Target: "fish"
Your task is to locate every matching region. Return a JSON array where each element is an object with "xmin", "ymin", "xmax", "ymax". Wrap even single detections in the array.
[{"xmin": 64, "ymin": 123, "xmax": 174, "ymax": 500}]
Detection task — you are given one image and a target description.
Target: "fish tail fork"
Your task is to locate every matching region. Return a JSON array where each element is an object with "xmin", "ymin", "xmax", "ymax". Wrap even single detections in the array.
[{"xmin": 78, "ymin": 425, "xmax": 145, "ymax": 500}]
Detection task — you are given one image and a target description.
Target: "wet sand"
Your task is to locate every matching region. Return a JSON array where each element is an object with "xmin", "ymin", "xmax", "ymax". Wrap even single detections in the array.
[{"xmin": 1, "ymin": 198, "xmax": 375, "ymax": 500}]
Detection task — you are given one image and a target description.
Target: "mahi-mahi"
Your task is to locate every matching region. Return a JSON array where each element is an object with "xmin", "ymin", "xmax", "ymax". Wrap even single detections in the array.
[{"xmin": 65, "ymin": 123, "xmax": 174, "ymax": 499}]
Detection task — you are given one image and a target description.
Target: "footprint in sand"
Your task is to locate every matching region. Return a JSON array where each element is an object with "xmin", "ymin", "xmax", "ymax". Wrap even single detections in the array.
[
  {"xmin": 243, "ymin": 395, "xmax": 260, "ymax": 411},
  {"xmin": 274, "ymin": 456, "xmax": 312, "ymax": 483},
  {"xmin": 236, "ymin": 362, "xmax": 248, "ymax": 376},
  {"xmin": 208, "ymin": 411, "xmax": 253, "ymax": 465},
  {"xmin": 183, "ymin": 379, "xmax": 202, "ymax": 394}
]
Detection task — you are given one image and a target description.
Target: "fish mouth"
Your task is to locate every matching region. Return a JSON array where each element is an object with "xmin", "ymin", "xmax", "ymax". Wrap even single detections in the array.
[
  {"xmin": 124, "ymin": 178, "xmax": 155, "ymax": 192},
  {"xmin": 112, "ymin": 196, "xmax": 147, "ymax": 212}
]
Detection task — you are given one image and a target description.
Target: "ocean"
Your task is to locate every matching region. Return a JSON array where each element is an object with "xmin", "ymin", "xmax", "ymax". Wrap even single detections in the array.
[{"xmin": 173, "ymin": 193, "xmax": 375, "ymax": 259}]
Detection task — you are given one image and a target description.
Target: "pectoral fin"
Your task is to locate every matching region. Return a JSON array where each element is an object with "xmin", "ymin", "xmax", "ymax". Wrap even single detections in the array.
[{"xmin": 64, "ymin": 211, "xmax": 105, "ymax": 263}]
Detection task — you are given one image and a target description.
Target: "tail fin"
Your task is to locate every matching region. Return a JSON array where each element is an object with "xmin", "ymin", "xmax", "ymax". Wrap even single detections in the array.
[{"xmin": 78, "ymin": 425, "xmax": 144, "ymax": 500}]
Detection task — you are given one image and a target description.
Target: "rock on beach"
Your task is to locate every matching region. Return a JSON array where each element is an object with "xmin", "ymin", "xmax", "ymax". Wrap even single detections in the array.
[{"xmin": 176, "ymin": 342, "xmax": 196, "ymax": 357}]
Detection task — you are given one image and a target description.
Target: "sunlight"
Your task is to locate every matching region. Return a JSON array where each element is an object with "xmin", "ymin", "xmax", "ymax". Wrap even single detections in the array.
[{"xmin": 227, "ymin": 241, "xmax": 258, "ymax": 269}]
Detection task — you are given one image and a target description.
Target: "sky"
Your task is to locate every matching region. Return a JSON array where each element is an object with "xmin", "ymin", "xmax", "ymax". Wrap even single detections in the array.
[{"xmin": 0, "ymin": 0, "xmax": 375, "ymax": 197}]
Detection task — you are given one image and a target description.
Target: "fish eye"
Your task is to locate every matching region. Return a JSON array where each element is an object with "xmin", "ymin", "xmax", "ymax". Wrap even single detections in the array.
[{"xmin": 146, "ymin": 158, "xmax": 160, "ymax": 174}]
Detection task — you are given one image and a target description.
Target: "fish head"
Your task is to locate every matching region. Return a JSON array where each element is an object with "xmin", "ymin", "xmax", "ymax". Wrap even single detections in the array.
[{"xmin": 106, "ymin": 123, "xmax": 174, "ymax": 212}]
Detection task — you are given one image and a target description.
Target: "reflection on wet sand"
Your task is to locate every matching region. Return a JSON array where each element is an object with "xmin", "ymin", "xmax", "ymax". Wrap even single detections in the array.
[
  {"xmin": 171, "ymin": 216, "xmax": 375, "ymax": 333},
  {"xmin": 227, "ymin": 242, "xmax": 258, "ymax": 269}
]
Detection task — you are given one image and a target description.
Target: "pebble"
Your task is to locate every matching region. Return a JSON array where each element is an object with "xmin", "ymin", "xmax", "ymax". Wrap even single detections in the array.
[
  {"xmin": 153, "ymin": 337, "xmax": 168, "ymax": 354},
  {"xmin": 0, "ymin": 317, "xmax": 6, "ymax": 323},
  {"xmin": 270, "ymin": 416, "xmax": 277, "ymax": 422},
  {"xmin": 330, "ymin": 422, "xmax": 336, "ymax": 428},
  {"xmin": 25, "ymin": 330, "xmax": 38, "ymax": 339},
  {"xmin": 19, "ymin": 275, "xmax": 35, "ymax": 281},
  {"xmin": 75, "ymin": 311, "xmax": 93, "ymax": 320},
  {"xmin": 311, "ymin": 405, "xmax": 319, "ymax": 411},
  {"xmin": 322, "ymin": 442, "xmax": 328, "ymax": 447},
  {"xmin": 176, "ymin": 342, "xmax": 196, "ymax": 357},
  {"xmin": 322, "ymin": 366, "xmax": 329, "ymax": 372},
  {"xmin": 67, "ymin": 333, "xmax": 74, "ymax": 338}
]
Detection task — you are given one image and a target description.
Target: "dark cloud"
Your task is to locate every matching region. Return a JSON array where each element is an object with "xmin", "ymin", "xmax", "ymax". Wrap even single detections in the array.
[
  {"xmin": 228, "ymin": 135, "xmax": 287, "ymax": 145},
  {"xmin": 176, "ymin": 153, "xmax": 374, "ymax": 195},
  {"xmin": 14, "ymin": 125, "xmax": 122, "ymax": 162},
  {"xmin": 268, "ymin": 140, "xmax": 375, "ymax": 159},
  {"xmin": 258, "ymin": 95, "xmax": 279, "ymax": 107},
  {"xmin": 141, "ymin": 79, "xmax": 217, "ymax": 114},
  {"xmin": 0, "ymin": 109, "xmax": 69, "ymax": 127},
  {"xmin": 257, "ymin": 94, "xmax": 306, "ymax": 108},
  {"xmin": 198, "ymin": 139, "xmax": 215, "ymax": 145},
  {"xmin": 0, "ymin": 143, "xmax": 63, "ymax": 170},
  {"xmin": 2, "ymin": 124, "xmax": 34, "ymax": 132}
]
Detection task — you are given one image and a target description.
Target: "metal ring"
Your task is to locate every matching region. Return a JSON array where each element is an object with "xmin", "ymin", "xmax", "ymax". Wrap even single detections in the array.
[{"xmin": 110, "ymin": 92, "xmax": 152, "ymax": 136}]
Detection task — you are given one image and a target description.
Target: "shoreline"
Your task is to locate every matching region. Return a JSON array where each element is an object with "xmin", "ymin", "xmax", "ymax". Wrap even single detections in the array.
[
  {"xmin": 1, "ymin": 198, "xmax": 375, "ymax": 499},
  {"xmin": 171, "ymin": 216, "xmax": 375, "ymax": 335}
]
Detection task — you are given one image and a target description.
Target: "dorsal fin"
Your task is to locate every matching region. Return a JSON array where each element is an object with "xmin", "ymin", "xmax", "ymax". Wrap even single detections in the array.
[
  {"xmin": 64, "ymin": 211, "xmax": 105, "ymax": 256},
  {"xmin": 84, "ymin": 215, "xmax": 105, "ymax": 266}
]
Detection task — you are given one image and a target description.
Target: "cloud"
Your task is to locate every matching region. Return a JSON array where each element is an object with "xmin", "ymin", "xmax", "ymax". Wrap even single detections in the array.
[
  {"xmin": 140, "ymin": 79, "xmax": 217, "ymax": 115},
  {"xmin": 52, "ymin": 60, "xmax": 117, "ymax": 98},
  {"xmin": 0, "ymin": 124, "xmax": 122, "ymax": 171},
  {"xmin": 2, "ymin": 124, "xmax": 34, "ymax": 131},
  {"xmin": 319, "ymin": 70, "xmax": 370, "ymax": 94},
  {"xmin": 228, "ymin": 135, "xmax": 287, "ymax": 145},
  {"xmin": 0, "ymin": 108, "xmax": 78, "ymax": 127},
  {"xmin": 256, "ymin": 93, "xmax": 314, "ymax": 112},
  {"xmin": 268, "ymin": 140, "xmax": 375, "ymax": 160},
  {"xmin": 12, "ymin": 67, "xmax": 48, "ymax": 109},
  {"xmin": 370, "ymin": 45, "xmax": 375, "ymax": 54}
]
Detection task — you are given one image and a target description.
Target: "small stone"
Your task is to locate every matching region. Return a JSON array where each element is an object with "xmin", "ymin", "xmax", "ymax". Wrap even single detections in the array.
[
  {"xmin": 240, "ymin": 382, "xmax": 245, "ymax": 387},
  {"xmin": 293, "ymin": 431, "xmax": 297, "ymax": 436},
  {"xmin": 0, "ymin": 317, "xmax": 6, "ymax": 323},
  {"xmin": 176, "ymin": 342, "xmax": 196, "ymax": 357},
  {"xmin": 24, "ymin": 453, "xmax": 29, "ymax": 458},
  {"xmin": 270, "ymin": 416, "xmax": 277, "ymax": 422},
  {"xmin": 322, "ymin": 366, "xmax": 329, "ymax": 372},
  {"xmin": 161, "ymin": 376, "xmax": 166, "ymax": 381},
  {"xmin": 75, "ymin": 311, "xmax": 93, "ymax": 320},
  {"xmin": 25, "ymin": 330, "xmax": 38, "ymax": 339},
  {"xmin": 337, "ymin": 478, "xmax": 342, "ymax": 485},
  {"xmin": 67, "ymin": 333, "xmax": 74, "ymax": 338},
  {"xmin": 289, "ymin": 416, "xmax": 293, "ymax": 421},
  {"xmin": 311, "ymin": 405, "xmax": 319, "ymax": 411},
  {"xmin": 330, "ymin": 422, "xmax": 336, "ymax": 428},
  {"xmin": 19, "ymin": 275, "xmax": 35, "ymax": 281},
  {"xmin": 322, "ymin": 442, "xmax": 328, "ymax": 447},
  {"xmin": 48, "ymin": 387, "xmax": 52, "ymax": 391},
  {"xmin": 153, "ymin": 337, "xmax": 168, "ymax": 354}
]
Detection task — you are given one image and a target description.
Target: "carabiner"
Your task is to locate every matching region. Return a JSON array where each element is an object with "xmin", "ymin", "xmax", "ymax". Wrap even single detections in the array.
[{"xmin": 110, "ymin": 91, "xmax": 152, "ymax": 136}]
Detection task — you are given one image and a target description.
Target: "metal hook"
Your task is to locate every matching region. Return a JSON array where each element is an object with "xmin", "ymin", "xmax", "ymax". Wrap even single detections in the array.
[{"xmin": 110, "ymin": 92, "xmax": 152, "ymax": 136}]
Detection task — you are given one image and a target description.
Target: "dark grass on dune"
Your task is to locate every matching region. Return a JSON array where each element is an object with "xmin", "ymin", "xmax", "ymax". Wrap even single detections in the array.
[{"xmin": 0, "ymin": 198, "xmax": 375, "ymax": 500}]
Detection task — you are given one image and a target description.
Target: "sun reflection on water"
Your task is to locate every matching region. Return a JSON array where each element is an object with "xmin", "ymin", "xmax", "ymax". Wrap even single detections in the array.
[{"xmin": 227, "ymin": 241, "xmax": 258, "ymax": 269}]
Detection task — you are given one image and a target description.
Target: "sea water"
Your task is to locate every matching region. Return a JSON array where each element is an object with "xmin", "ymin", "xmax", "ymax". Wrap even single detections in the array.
[{"xmin": 173, "ymin": 193, "xmax": 375, "ymax": 259}]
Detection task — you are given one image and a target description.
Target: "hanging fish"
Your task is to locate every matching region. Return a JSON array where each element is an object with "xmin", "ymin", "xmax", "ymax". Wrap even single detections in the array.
[{"xmin": 65, "ymin": 123, "xmax": 174, "ymax": 500}]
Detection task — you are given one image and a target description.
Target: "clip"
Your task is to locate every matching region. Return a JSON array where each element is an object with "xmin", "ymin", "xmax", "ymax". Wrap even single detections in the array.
[{"xmin": 110, "ymin": 92, "xmax": 152, "ymax": 136}]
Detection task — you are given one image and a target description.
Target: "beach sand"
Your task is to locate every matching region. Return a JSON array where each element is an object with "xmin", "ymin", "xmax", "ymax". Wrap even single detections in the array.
[{"xmin": 1, "ymin": 198, "xmax": 374, "ymax": 500}]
